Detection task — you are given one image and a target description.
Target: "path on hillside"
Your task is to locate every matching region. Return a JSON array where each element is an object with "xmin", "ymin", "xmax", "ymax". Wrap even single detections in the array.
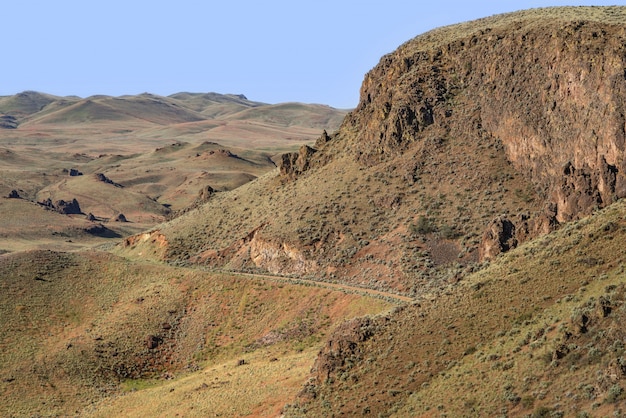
[{"xmin": 212, "ymin": 269, "xmax": 414, "ymax": 304}]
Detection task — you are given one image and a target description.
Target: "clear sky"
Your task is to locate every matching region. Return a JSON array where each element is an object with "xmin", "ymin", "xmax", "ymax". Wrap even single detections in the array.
[{"xmin": 3, "ymin": 1, "xmax": 621, "ymax": 108}]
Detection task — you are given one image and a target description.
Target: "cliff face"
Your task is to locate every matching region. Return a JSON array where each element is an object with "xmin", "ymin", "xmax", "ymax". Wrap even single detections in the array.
[
  {"xmin": 154, "ymin": 7, "xmax": 626, "ymax": 291},
  {"xmin": 326, "ymin": 12, "xmax": 626, "ymax": 257}
]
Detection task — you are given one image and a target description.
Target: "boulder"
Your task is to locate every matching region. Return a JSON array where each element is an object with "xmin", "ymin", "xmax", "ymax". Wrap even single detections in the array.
[
  {"xmin": 54, "ymin": 198, "xmax": 82, "ymax": 215},
  {"xmin": 279, "ymin": 145, "xmax": 317, "ymax": 179},
  {"xmin": 95, "ymin": 173, "xmax": 123, "ymax": 188},
  {"xmin": 479, "ymin": 216, "xmax": 517, "ymax": 260},
  {"xmin": 114, "ymin": 213, "xmax": 128, "ymax": 222},
  {"xmin": 197, "ymin": 185, "xmax": 215, "ymax": 202}
]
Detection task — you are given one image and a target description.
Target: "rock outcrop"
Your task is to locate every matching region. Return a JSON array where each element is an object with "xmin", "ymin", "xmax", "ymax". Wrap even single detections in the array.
[
  {"xmin": 279, "ymin": 144, "xmax": 317, "ymax": 180},
  {"xmin": 6, "ymin": 190, "xmax": 20, "ymax": 199},
  {"xmin": 94, "ymin": 173, "xmax": 123, "ymax": 188},
  {"xmin": 113, "ymin": 213, "xmax": 128, "ymax": 222},
  {"xmin": 0, "ymin": 115, "xmax": 18, "ymax": 129},
  {"xmin": 197, "ymin": 185, "xmax": 214, "ymax": 202},
  {"xmin": 55, "ymin": 199, "xmax": 82, "ymax": 215},
  {"xmin": 338, "ymin": 11, "xmax": 626, "ymax": 258},
  {"xmin": 39, "ymin": 198, "xmax": 82, "ymax": 215},
  {"xmin": 63, "ymin": 168, "xmax": 83, "ymax": 177}
]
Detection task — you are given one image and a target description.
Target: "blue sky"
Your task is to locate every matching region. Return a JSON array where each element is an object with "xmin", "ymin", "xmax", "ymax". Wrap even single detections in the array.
[{"xmin": 3, "ymin": 1, "xmax": 621, "ymax": 108}]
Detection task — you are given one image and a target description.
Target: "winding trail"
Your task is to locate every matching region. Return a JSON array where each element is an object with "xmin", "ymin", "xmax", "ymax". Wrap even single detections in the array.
[{"xmin": 211, "ymin": 269, "xmax": 414, "ymax": 304}]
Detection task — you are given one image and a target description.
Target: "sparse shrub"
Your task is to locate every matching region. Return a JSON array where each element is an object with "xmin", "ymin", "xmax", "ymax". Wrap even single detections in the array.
[
  {"xmin": 521, "ymin": 395, "xmax": 535, "ymax": 409},
  {"xmin": 410, "ymin": 216, "xmax": 437, "ymax": 235},
  {"xmin": 439, "ymin": 224, "xmax": 458, "ymax": 239},
  {"xmin": 605, "ymin": 384, "xmax": 623, "ymax": 403},
  {"xmin": 531, "ymin": 406, "xmax": 553, "ymax": 418}
]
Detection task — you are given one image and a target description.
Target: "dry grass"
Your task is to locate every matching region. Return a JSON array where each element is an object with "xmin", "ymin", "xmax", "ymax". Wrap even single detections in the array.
[
  {"xmin": 289, "ymin": 199, "xmax": 626, "ymax": 417},
  {"xmin": 85, "ymin": 347, "xmax": 317, "ymax": 418},
  {"xmin": 0, "ymin": 249, "xmax": 393, "ymax": 417},
  {"xmin": 401, "ymin": 6, "xmax": 626, "ymax": 53}
]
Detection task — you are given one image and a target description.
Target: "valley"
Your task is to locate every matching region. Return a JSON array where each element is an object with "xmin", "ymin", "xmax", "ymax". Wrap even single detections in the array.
[{"xmin": 3, "ymin": 5, "xmax": 626, "ymax": 417}]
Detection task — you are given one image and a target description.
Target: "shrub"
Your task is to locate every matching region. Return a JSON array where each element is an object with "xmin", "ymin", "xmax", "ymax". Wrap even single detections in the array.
[
  {"xmin": 606, "ymin": 384, "xmax": 623, "ymax": 403},
  {"xmin": 411, "ymin": 216, "xmax": 437, "ymax": 235}
]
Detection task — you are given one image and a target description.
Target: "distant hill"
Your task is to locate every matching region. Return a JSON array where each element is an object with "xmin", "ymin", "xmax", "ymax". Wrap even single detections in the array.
[
  {"xmin": 22, "ymin": 94, "xmax": 206, "ymax": 126},
  {"xmin": 0, "ymin": 91, "xmax": 63, "ymax": 118},
  {"xmin": 168, "ymin": 92, "xmax": 265, "ymax": 117},
  {"xmin": 0, "ymin": 91, "xmax": 347, "ymax": 252},
  {"xmin": 6, "ymin": 6, "xmax": 626, "ymax": 418},
  {"xmin": 0, "ymin": 91, "xmax": 347, "ymax": 130}
]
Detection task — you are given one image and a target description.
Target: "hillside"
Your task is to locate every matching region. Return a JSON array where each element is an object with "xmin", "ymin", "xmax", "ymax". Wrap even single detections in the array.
[
  {"xmin": 4, "ymin": 5, "xmax": 626, "ymax": 418},
  {"xmin": 0, "ymin": 92, "xmax": 346, "ymax": 253},
  {"xmin": 287, "ymin": 194, "xmax": 626, "ymax": 417},
  {"xmin": 137, "ymin": 6, "xmax": 626, "ymax": 297},
  {"xmin": 0, "ymin": 250, "xmax": 394, "ymax": 417}
]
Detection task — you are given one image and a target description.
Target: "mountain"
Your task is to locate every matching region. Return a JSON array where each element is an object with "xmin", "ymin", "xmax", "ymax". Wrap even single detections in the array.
[
  {"xmin": 114, "ymin": 5, "xmax": 626, "ymax": 414},
  {"xmin": 4, "ymin": 6, "xmax": 626, "ymax": 417},
  {"xmin": 134, "ymin": 7, "xmax": 626, "ymax": 297}
]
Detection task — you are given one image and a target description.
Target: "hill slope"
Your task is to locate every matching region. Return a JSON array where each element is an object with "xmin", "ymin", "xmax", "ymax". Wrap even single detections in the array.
[
  {"xmin": 5, "ymin": 6, "xmax": 626, "ymax": 418},
  {"xmin": 0, "ymin": 92, "xmax": 346, "ymax": 252},
  {"xmin": 137, "ymin": 6, "xmax": 626, "ymax": 297}
]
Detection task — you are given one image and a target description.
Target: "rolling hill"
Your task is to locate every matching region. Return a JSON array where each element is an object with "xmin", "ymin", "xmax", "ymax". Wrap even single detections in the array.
[
  {"xmin": 0, "ymin": 91, "xmax": 347, "ymax": 253},
  {"xmin": 3, "ymin": 5, "xmax": 626, "ymax": 418}
]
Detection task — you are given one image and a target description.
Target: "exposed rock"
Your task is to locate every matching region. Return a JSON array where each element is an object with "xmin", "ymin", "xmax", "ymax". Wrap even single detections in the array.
[
  {"xmin": 38, "ymin": 198, "xmax": 54, "ymax": 210},
  {"xmin": 192, "ymin": 225, "xmax": 318, "ymax": 275},
  {"xmin": 56, "ymin": 198, "xmax": 82, "ymax": 215},
  {"xmin": 279, "ymin": 145, "xmax": 317, "ymax": 179},
  {"xmin": 145, "ymin": 335, "xmax": 161, "ymax": 349},
  {"xmin": 479, "ymin": 216, "xmax": 517, "ymax": 260},
  {"xmin": 114, "ymin": 213, "xmax": 128, "ymax": 222},
  {"xmin": 208, "ymin": 149, "xmax": 236, "ymax": 158},
  {"xmin": 0, "ymin": 115, "xmax": 17, "ymax": 129},
  {"xmin": 86, "ymin": 212, "xmax": 96, "ymax": 221},
  {"xmin": 306, "ymin": 317, "xmax": 377, "ymax": 395},
  {"xmin": 6, "ymin": 190, "xmax": 20, "ymax": 199},
  {"xmin": 68, "ymin": 168, "xmax": 83, "ymax": 176},
  {"xmin": 341, "ymin": 14, "xmax": 626, "ymax": 257},
  {"xmin": 197, "ymin": 185, "xmax": 215, "ymax": 202},
  {"xmin": 94, "ymin": 173, "xmax": 123, "ymax": 188},
  {"xmin": 314, "ymin": 130, "xmax": 332, "ymax": 148}
]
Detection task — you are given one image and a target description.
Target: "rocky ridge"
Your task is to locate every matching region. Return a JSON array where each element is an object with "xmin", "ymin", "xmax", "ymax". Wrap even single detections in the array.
[{"xmin": 145, "ymin": 7, "xmax": 626, "ymax": 295}]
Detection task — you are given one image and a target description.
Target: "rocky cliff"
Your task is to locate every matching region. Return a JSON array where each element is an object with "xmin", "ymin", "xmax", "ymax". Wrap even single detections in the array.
[
  {"xmin": 146, "ymin": 6, "xmax": 626, "ymax": 294},
  {"xmin": 296, "ymin": 6, "xmax": 626, "ymax": 259}
]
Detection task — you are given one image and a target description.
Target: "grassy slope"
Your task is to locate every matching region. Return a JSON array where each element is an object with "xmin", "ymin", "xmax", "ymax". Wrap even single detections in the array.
[
  {"xmin": 0, "ymin": 250, "xmax": 393, "ymax": 417},
  {"xmin": 286, "ymin": 199, "xmax": 626, "ymax": 417},
  {"xmin": 0, "ymin": 91, "xmax": 346, "ymax": 252}
]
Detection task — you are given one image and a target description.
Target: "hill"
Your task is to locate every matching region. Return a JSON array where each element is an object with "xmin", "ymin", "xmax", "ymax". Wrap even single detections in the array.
[
  {"xmin": 138, "ymin": 6, "xmax": 626, "ymax": 296},
  {"xmin": 0, "ymin": 250, "xmax": 394, "ymax": 417},
  {"xmin": 0, "ymin": 92, "xmax": 346, "ymax": 253},
  {"xmin": 4, "ymin": 6, "xmax": 626, "ymax": 418}
]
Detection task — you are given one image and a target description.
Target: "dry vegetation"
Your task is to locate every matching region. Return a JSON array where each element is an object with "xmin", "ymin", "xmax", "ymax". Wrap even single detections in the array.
[
  {"xmin": 0, "ymin": 91, "xmax": 346, "ymax": 252},
  {"xmin": 287, "ymin": 199, "xmax": 626, "ymax": 417},
  {"xmin": 0, "ymin": 250, "xmax": 393, "ymax": 416},
  {"xmin": 3, "ymin": 6, "xmax": 626, "ymax": 418}
]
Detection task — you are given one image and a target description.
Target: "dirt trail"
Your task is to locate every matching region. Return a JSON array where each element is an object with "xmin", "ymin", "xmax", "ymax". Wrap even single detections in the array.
[{"xmin": 215, "ymin": 270, "xmax": 414, "ymax": 304}]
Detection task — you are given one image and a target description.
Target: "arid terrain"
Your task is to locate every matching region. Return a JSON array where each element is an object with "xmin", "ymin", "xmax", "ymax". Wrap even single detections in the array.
[
  {"xmin": 3, "ymin": 5, "xmax": 626, "ymax": 417},
  {"xmin": 0, "ymin": 91, "xmax": 346, "ymax": 253}
]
